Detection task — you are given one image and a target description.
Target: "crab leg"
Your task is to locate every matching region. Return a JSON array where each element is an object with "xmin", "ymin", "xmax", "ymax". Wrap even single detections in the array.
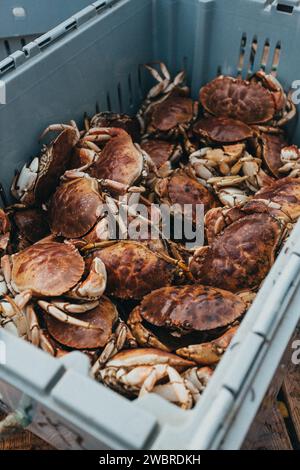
[
  {"xmin": 37, "ymin": 300, "xmax": 102, "ymax": 330},
  {"xmin": 40, "ymin": 123, "xmax": 80, "ymax": 141},
  {"xmin": 50, "ymin": 300, "xmax": 99, "ymax": 314},
  {"xmin": 25, "ymin": 304, "xmax": 40, "ymax": 347},
  {"xmin": 127, "ymin": 308, "xmax": 170, "ymax": 351},
  {"xmin": 91, "ymin": 321, "xmax": 130, "ymax": 376}
]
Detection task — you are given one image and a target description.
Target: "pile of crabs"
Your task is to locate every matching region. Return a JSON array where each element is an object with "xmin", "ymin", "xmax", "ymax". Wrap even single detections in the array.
[{"xmin": 1, "ymin": 63, "xmax": 300, "ymax": 410}]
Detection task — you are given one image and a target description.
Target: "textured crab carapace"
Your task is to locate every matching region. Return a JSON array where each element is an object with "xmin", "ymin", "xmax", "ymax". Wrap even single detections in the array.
[
  {"xmin": 89, "ymin": 112, "xmax": 141, "ymax": 142},
  {"xmin": 259, "ymin": 131, "xmax": 288, "ymax": 178},
  {"xmin": 8, "ymin": 240, "xmax": 85, "ymax": 297},
  {"xmin": 200, "ymin": 76, "xmax": 276, "ymax": 124},
  {"xmin": 190, "ymin": 209, "xmax": 283, "ymax": 292},
  {"xmin": 130, "ymin": 284, "xmax": 246, "ymax": 335},
  {"xmin": 155, "ymin": 169, "xmax": 217, "ymax": 222},
  {"xmin": 49, "ymin": 175, "xmax": 105, "ymax": 239},
  {"xmin": 12, "ymin": 126, "xmax": 79, "ymax": 206},
  {"xmin": 85, "ymin": 128, "xmax": 145, "ymax": 187},
  {"xmin": 192, "ymin": 116, "xmax": 254, "ymax": 144},
  {"xmin": 86, "ymin": 241, "xmax": 177, "ymax": 300}
]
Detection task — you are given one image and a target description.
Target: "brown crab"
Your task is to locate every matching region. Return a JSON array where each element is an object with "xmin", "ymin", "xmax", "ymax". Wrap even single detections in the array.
[
  {"xmin": 48, "ymin": 170, "xmax": 140, "ymax": 240},
  {"xmin": 0, "ymin": 237, "xmax": 107, "ymax": 329},
  {"xmin": 0, "ymin": 209, "xmax": 11, "ymax": 253},
  {"xmin": 84, "ymin": 240, "xmax": 188, "ymax": 300},
  {"xmin": 154, "ymin": 168, "xmax": 217, "ymax": 224},
  {"xmin": 9, "ymin": 207, "xmax": 50, "ymax": 250},
  {"xmin": 137, "ymin": 63, "xmax": 198, "ymax": 139},
  {"xmin": 88, "ymin": 112, "xmax": 141, "ymax": 142},
  {"xmin": 190, "ymin": 204, "xmax": 284, "ymax": 292},
  {"xmin": 99, "ymin": 348, "xmax": 197, "ymax": 409},
  {"xmin": 128, "ymin": 285, "xmax": 246, "ymax": 365},
  {"xmin": 140, "ymin": 139, "xmax": 183, "ymax": 179},
  {"xmin": 191, "ymin": 116, "xmax": 254, "ymax": 145},
  {"xmin": 199, "ymin": 72, "xmax": 295, "ymax": 127},
  {"xmin": 11, "ymin": 123, "xmax": 79, "ymax": 206},
  {"xmin": 81, "ymin": 127, "xmax": 153, "ymax": 188}
]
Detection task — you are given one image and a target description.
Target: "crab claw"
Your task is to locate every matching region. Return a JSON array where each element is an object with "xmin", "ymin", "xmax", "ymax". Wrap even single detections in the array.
[
  {"xmin": 67, "ymin": 257, "xmax": 107, "ymax": 300},
  {"xmin": 176, "ymin": 326, "xmax": 238, "ymax": 365}
]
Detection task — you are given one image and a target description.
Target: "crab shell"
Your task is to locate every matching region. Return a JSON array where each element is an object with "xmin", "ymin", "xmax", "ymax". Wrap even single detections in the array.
[
  {"xmin": 9, "ymin": 240, "xmax": 85, "ymax": 296},
  {"xmin": 87, "ymin": 241, "xmax": 176, "ymax": 299},
  {"xmin": 145, "ymin": 88, "xmax": 197, "ymax": 135},
  {"xmin": 90, "ymin": 112, "xmax": 141, "ymax": 142},
  {"xmin": 49, "ymin": 176, "xmax": 105, "ymax": 239},
  {"xmin": 251, "ymin": 177, "xmax": 300, "ymax": 222},
  {"xmin": 200, "ymin": 76, "xmax": 276, "ymax": 124},
  {"xmin": 46, "ymin": 296, "xmax": 118, "ymax": 349},
  {"xmin": 141, "ymin": 139, "xmax": 182, "ymax": 175},
  {"xmin": 129, "ymin": 285, "xmax": 246, "ymax": 336},
  {"xmin": 190, "ymin": 210, "xmax": 283, "ymax": 292},
  {"xmin": 88, "ymin": 129, "xmax": 143, "ymax": 186},
  {"xmin": 192, "ymin": 116, "xmax": 254, "ymax": 144},
  {"xmin": 19, "ymin": 127, "xmax": 78, "ymax": 206},
  {"xmin": 155, "ymin": 169, "xmax": 217, "ymax": 222},
  {"xmin": 259, "ymin": 131, "xmax": 288, "ymax": 178}
]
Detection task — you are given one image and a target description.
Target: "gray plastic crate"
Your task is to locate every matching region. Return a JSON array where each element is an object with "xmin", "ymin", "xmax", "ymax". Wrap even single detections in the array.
[
  {"xmin": 0, "ymin": 0, "xmax": 94, "ymax": 61},
  {"xmin": 0, "ymin": 0, "xmax": 300, "ymax": 450}
]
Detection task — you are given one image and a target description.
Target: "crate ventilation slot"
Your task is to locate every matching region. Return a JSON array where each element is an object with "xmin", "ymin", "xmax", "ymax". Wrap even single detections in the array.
[
  {"xmin": 237, "ymin": 34, "xmax": 281, "ymax": 77},
  {"xmin": 276, "ymin": 3, "xmax": 294, "ymax": 13}
]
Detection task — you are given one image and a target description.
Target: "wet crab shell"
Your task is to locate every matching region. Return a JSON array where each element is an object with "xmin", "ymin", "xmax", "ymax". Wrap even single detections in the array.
[
  {"xmin": 252, "ymin": 177, "xmax": 300, "ymax": 222},
  {"xmin": 31, "ymin": 127, "xmax": 78, "ymax": 205},
  {"xmin": 192, "ymin": 116, "xmax": 254, "ymax": 144},
  {"xmin": 146, "ymin": 88, "xmax": 196, "ymax": 134},
  {"xmin": 88, "ymin": 129, "xmax": 143, "ymax": 186},
  {"xmin": 45, "ymin": 296, "xmax": 118, "ymax": 349},
  {"xmin": 140, "ymin": 139, "xmax": 181, "ymax": 171},
  {"xmin": 190, "ymin": 212, "xmax": 283, "ymax": 292},
  {"xmin": 10, "ymin": 240, "xmax": 85, "ymax": 296},
  {"xmin": 49, "ymin": 176, "xmax": 105, "ymax": 238},
  {"xmin": 131, "ymin": 285, "xmax": 246, "ymax": 334},
  {"xmin": 87, "ymin": 241, "xmax": 176, "ymax": 299},
  {"xmin": 259, "ymin": 131, "xmax": 288, "ymax": 178},
  {"xmin": 155, "ymin": 169, "xmax": 217, "ymax": 221},
  {"xmin": 200, "ymin": 76, "xmax": 276, "ymax": 124},
  {"xmin": 90, "ymin": 112, "xmax": 141, "ymax": 142}
]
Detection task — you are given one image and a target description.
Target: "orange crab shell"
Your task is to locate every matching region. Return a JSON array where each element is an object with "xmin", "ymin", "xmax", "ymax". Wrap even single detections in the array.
[
  {"xmin": 13, "ymin": 208, "xmax": 50, "ymax": 243},
  {"xmin": 200, "ymin": 76, "xmax": 276, "ymax": 124},
  {"xmin": 49, "ymin": 176, "xmax": 105, "ymax": 239},
  {"xmin": 11, "ymin": 240, "xmax": 85, "ymax": 296},
  {"xmin": 34, "ymin": 127, "xmax": 78, "ymax": 204},
  {"xmin": 86, "ymin": 241, "xmax": 176, "ymax": 300},
  {"xmin": 259, "ymin": 131, "xmax": 288, "ymax": 178},
  {"xmin": 90, "ymin": 112, "xmax": 141, "ymax": 142},
  {"xmin": 155, "ymin": 169, "xmax": 217, "ymax": 221},
  {"xmin": 132, "ymin": 284, "xmax": 246, "ymax": 333},
  {"xmin": 46, "ymin": 296, "xmax": 118, "ymax": 349},
  {"xmin": 141, "ymin": 139, "xmax": 179, "ymax": 170},
  {"xmin": 190, "ymin": 212, "xmax": 283, "ymax": 292},
  {"xmin": 88, "ymin": 129, "xmax": 143, "ymax": 186},
  {"xmin": 192, "ymin": 116, "xmax": 254, "ymax": 143},
  {"xmin": 146, "ymin": 88, "xmax": 196, "ymax": 133}
]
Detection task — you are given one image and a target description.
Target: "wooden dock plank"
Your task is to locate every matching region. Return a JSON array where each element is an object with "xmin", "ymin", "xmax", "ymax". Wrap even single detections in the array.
[
  {"xmin": 282, "ymin": 361, "xmax": 300, "ymax": 444},
  {"xmin": 242, "ymin": 403, "xmax": 293, "ymax": 450},
  {"xmin": 0, "ymin": 412, "xmax": 53, "ymax": 450}
]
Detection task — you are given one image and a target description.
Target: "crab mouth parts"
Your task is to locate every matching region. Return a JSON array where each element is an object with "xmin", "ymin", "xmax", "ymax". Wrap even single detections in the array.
[{"xmin": 142, "ymin": 319, "xmax": 235, "ymax": 350}]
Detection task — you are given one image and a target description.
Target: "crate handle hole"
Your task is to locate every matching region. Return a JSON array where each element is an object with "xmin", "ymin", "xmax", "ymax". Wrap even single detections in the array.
[
  {"xmin": 12, "ymin": 7, "xmax": 26, "ymax": 18},
  {"xmin": 276, "ymin": 3, "xmax": 294, "ymax": 14}
]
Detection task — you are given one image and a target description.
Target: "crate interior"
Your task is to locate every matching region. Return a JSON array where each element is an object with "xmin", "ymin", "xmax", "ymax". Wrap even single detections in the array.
[{"xmin": 0, "ymin": 0, "xmax": 300, "ymax": 197}]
